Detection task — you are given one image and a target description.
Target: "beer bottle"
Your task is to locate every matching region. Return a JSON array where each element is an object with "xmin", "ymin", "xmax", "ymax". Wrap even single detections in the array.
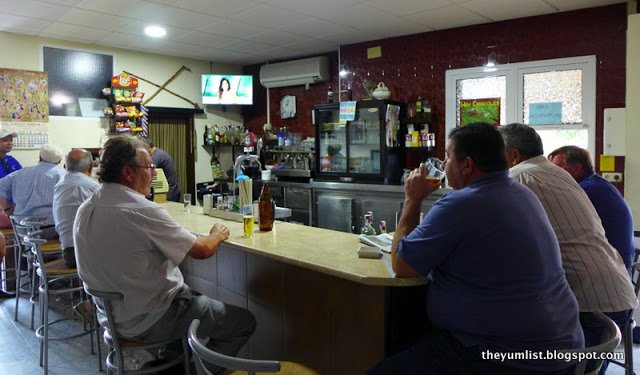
[{"xmin": 258, "ymin": 183, "xmax": 275, "ymax": 231}]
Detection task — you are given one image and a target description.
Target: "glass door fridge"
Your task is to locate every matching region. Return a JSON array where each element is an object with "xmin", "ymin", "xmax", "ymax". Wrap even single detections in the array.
[{"xmin": 314, "ymin": 100, "xmax": 405, "ymax": 184}]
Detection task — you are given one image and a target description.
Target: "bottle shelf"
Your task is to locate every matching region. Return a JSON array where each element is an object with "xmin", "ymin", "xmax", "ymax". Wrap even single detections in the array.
[{"xmin": 400, "ymin": 117, "xmax": 432, "ymax": 125}]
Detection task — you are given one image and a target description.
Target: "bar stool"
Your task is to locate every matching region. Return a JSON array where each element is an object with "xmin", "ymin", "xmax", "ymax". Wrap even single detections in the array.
[
  {"xmin": 561, "ymin": 311, "xmax": 621, "ymax": 375},
  {"xmin": 10, "ymin": 216, "xmax": 62, "ymax": 328},
  {"xmin": 188, "ymin": 319, "xmax": 319, "ymax": 375},
  {"xmin": 0, "ymin": 227, "xmax": 19, "ymax": 295},
  {"xmin": 85, "ymin": 287, "xmax": 191, "ymax": 375},
  {"xmin": 24, "ymin": 234, "xmax": 100, "ymax": 375},
  {"xmin": 609, "ymin": 261, "xmax": 640, "ymax": 375}
]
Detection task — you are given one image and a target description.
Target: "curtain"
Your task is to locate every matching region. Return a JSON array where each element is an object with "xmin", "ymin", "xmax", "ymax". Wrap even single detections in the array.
[{"xmin": 148, "ymin": 117, "xmax": 188, "ymax": 200}]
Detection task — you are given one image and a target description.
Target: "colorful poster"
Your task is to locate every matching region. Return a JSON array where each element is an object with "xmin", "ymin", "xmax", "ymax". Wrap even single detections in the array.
[
  {"xmin": 0, "ymin": 68, "xmax": 49, "ymax": 122},
  {"xmin": 459, "ymin": 98, "xmax": 500, "ymax": 126},
  {"xmin": 339, "ymin": 101, "xmax": 357, "ymax": 123}
]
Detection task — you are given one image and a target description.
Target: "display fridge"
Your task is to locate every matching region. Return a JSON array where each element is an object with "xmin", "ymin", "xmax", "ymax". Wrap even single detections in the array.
[{"xmin": 313, "ymin": 100, "xmax": 406, "ymax": 184}]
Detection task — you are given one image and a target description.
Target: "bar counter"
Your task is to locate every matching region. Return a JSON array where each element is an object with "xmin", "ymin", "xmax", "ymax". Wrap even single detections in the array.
[{"xmin": 164, "ymin": 202, "xmax": 427, "ymax": 374}]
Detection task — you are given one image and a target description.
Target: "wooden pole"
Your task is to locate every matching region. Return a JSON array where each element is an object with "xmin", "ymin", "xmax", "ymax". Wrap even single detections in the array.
[{"xmin": 123, "ymin": 68, "xmax": 200, "ymax": 109}]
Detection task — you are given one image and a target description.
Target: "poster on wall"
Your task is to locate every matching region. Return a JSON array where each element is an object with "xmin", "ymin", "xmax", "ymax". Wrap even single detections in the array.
[
  {"xmin": 0, "ymin": 68, "xmax": 50, "ymax": 149},
  {"xmin": 459, "ymin": 98, "xmax": 500, "ymax": 126},
  {"xmin": 0, "ymin": 68, "xmax": 49, "ymax": 122},
  {"xmin": 528, "ymin": 102, "xmax": 562, "ymax": 125}
]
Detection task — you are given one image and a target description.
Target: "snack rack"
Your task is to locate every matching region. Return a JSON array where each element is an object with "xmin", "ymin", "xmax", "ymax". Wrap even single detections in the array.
[{"xmin": 102, "ymin": 72, "xmax": 148, "ymax": 135}]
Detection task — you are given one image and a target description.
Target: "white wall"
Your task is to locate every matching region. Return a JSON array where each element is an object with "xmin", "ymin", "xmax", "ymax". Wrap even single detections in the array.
[
  {"xmin": 0, "ymin": 31, "xmax": 245, "ymax": 186},
  {"xmin": 626, "ymin": 13, "xmax": 640, "ymax": 230}
]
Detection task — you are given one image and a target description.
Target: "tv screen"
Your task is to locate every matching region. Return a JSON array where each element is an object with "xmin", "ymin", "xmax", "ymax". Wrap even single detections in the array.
[{"xmin": 202, "ymin": 74, "xmax": 253, "ymax": 105}]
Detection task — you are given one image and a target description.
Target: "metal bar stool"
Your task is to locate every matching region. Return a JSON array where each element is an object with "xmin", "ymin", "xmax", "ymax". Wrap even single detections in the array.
[
  {"xmin": 188, "ymin": 319, "xmax": 319, "ymax": 375},
  {"xmin": 10, "ymin": 216, "xmax": 62, "ymax": 328},
  {"xmin": 0, "ymin": 227, "xmax": 19, "ymax": 296},
  {"xmin": 24, "ymin": 234, "xmax": 100, "ymax": 375},
  {"xmin": 610, "ymin": 261, "xmax": 640, "ymax": 375},
  {"xmin": 85, "ymin": 287, "xmax": 191, "ymax": 375},
  {"xmin": 561, "ymin": 311, "xmax": 621, "ymax": 375}
]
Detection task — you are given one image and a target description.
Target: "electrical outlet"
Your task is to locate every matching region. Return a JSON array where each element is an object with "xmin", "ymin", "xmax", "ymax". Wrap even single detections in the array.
[{"xmin": 602, "ymin": 172, "xmax": 623, "ymax": 183}]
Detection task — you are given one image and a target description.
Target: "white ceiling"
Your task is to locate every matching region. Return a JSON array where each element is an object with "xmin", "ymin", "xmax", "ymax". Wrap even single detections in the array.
[{"xmin": 0, "ymin": 0, "xmax": 624, "ymax": 66}]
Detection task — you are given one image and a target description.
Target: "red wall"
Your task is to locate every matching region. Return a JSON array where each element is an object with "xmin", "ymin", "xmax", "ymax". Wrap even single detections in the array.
[{"xmin": 244, "ymin": 3, "xmax": 627, "ymax": 161}]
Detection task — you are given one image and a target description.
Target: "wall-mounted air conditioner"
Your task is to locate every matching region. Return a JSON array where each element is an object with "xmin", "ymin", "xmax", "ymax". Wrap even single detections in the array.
[{"xmin": 259, "ymin": 56, "xmax": 329, "ymax": 88}]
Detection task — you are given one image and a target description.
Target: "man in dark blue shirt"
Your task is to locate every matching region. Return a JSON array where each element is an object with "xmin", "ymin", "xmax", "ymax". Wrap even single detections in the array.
[
  {"xmin": 0, "ymin": 130, "xmax": 21, "ymax": 179},
  {"xmin": 368, "ymin": 123, "xmax": 583, "ymax": 375},
  {"xmin": 549, "ymin": 145, "xmax": 635, "ymax": 271}
]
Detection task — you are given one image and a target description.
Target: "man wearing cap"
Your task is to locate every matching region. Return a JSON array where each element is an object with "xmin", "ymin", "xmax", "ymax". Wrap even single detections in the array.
[
  {"xmin": 0, "ymin": 129, "xmax": 21, "ymax": 179},
  {"xmin": 0, "ymin": 144, "xmax": 65, "ymax": 240}
]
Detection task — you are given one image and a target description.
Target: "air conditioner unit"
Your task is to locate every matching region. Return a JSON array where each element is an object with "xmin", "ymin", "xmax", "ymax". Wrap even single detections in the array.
[{"xmin": 259, "ymin": 56, "xmax": 329, "ymax": 88}]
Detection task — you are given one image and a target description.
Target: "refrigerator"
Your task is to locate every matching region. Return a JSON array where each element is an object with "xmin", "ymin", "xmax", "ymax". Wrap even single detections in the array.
[{"xmin": 313, "ymin": 100, "xmax": 406, "ymax": 184}]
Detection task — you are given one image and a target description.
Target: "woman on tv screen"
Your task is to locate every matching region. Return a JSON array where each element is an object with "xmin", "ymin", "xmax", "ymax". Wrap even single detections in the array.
[
  {"xmin": 202, "ymin": 74, "xmax": 253, "ymax": 105},
  {"xmin": 218, "ymin": 77, "xmax": 234, "ymax": 103}
]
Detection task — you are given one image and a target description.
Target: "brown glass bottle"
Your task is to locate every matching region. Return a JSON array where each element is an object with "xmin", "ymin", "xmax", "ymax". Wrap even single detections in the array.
[{"xmin": 258, "ymin": 183, "xmax": 275, "ymax": 231}]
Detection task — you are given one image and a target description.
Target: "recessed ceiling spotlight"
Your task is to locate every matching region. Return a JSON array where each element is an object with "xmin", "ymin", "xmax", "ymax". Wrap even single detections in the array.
[{"xmin": 144, "ymin": 25, "xmax": 166, "ymax": 38}]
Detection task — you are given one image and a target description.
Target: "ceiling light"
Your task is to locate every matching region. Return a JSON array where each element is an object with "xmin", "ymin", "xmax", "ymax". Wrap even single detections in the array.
[{"xmin": 145, "ymin": 25, "xmax": 166, "ymax": 38}]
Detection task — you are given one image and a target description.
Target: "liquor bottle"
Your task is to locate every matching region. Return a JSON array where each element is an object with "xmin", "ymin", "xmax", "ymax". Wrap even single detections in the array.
[
  {"xmin": 213, "ymin": 124, "xmax": 220, "ymax": 143},
  {"xmin": 423, "ymin": 99, "xmax": 432, "ymax": 122},
  {"xmin": 415, "ymin": 96, "xmax": 423, "ymax": 118},
  {"xmin": 327, "ymin": 86, "xmax": 334, "ymax": 103},
  {"xmin": 204, "ymin": 124, "xmax": 210, "ymax": 145},
  {"xmin": 361, "ymin": 213, "xmax": 377, "ymax": 236},
  {"xmin": 258, "ymin": 183, "xmax": 275, "ymax": 231}
]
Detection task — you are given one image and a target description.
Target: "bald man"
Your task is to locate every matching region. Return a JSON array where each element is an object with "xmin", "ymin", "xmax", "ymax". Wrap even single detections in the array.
[{"xmin": 53, "ymin": 149, "xmax": 100, "ymax": 268}]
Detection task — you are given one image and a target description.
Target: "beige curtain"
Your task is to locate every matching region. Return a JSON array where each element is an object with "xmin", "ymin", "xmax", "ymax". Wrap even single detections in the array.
[{"xmin": 148, "ymin": 118, "xmax": 187, "ymax": 200}]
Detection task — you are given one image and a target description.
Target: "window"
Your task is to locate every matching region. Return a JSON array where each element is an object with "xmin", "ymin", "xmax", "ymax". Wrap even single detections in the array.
[{"xmin": 445, "ymin": 56, "xmax": 595, "ymax": 156}]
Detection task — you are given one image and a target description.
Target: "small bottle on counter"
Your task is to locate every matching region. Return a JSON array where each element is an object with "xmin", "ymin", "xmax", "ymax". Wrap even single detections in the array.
[
  {"xmin": 379, "ymin": 220, "xmax": 387, "ymax": 234},
  {"xmin": 415, "ymin": 96, "xmax": 423, "ymax": 118},
  {"xmin": 258, "ymin": 183, "xmax": 275, "ymax": 231},
  {"xmin": 361, "ymin": 213, "xmax": 377, "ymax": 236}
]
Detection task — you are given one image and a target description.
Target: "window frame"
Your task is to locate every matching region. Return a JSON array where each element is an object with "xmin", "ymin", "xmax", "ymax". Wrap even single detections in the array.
[{"xmin": 445, "ymin": 55, "xmax": 596, "ymax": 156}]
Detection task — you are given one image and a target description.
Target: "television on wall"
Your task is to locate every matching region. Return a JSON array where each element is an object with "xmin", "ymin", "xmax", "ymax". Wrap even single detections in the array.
[{"xmin": 202, "ymin": 74, "xmax": 253, "ymax": 105}]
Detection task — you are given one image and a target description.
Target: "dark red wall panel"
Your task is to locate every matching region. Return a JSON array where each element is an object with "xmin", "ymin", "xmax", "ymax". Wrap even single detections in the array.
[{"xmin": 244, "ymin": 4, "xmax": 627, "ymax": 160}]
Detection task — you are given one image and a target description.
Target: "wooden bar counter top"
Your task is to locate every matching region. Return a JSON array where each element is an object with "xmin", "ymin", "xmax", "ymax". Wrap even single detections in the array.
[
  {"xmin": 164, "ymin": 202, "xmax": 424, "ymax": 287},
  {"xmin": 164, "ymin": 202, "xmax": 427, "ymax": 375}
]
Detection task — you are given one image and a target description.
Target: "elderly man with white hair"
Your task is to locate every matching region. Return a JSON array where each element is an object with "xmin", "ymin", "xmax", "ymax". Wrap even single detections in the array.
[{"xmin": 0, "ymin": 144, "xmax": 65, "ymax": 239}]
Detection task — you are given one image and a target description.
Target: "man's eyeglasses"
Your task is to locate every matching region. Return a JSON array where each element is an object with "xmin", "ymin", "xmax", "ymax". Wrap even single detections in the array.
[{"xmin": 134, "ymin": 163, "xmax": 156, "ymax": 169}]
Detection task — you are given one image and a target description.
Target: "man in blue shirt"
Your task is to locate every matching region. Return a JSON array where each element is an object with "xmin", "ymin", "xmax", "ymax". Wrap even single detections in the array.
[
  {"xmin": 368, "ymin": 123, "xmax": 583, "ymax": 375},
  {"xmin": 549, "ymin": 145, "xmax": 635, "ymax": 271},
  {"xmin": 0, "ymin": 130, "xmax": 22, "ymax": 179},
  {"xmin": 0, "ymin": 144, "xmax": 65, "ymax": 239}
]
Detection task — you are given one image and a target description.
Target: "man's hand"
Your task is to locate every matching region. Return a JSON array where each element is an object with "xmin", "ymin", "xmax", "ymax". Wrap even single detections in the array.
[
  {"xmin": 404, "ymin": 163, "xmax": 440, "ymax": 204},
  {"xmin": 189, "ymin": 223, "xmax": 230, "ymax": 259},
  {"xmin": 209, "ymin": 223, "xmax": 229, "ymax": 241}
]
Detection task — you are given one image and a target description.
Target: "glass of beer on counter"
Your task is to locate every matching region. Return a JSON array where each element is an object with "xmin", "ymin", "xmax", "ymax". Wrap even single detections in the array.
[{"xmin": 242, "ymin": 204, "xmax": 254, "ymax": 237}]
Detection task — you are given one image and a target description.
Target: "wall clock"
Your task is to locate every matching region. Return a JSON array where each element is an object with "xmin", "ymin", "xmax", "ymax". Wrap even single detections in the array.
[{"xmin": 280, "ymin": 95, "xmax": 296, "ymax": 119}]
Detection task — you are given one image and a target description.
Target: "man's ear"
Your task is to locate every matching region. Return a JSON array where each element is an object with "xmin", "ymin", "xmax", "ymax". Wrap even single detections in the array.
[
  {"xmin": 506, "ymin": 149, "xmax": 522, "ymax": 167},
  {"xmin": 462, "ymin": 155, "xmax": 475, "ymax": 175},
  {"xmin": 121, "ymin": 165, "xmax": 135, "ymax": 184}
]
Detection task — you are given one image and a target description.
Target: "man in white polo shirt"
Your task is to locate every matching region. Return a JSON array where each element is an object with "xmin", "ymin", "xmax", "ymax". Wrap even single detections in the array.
[{"xmin": 74, "ymin": 135, "xmax": 255, "ymax": 372}]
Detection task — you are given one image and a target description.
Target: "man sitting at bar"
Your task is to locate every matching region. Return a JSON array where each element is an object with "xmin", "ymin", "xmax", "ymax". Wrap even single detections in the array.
[
  {"xmin": 0, "ymin": 144, "xmax": 65, "ymax": 239},
  {"xmin": 369, "ymin": 123, "xmax": 583, "ymax": 374},
  {"xmin": 500, "ymin": 124, "xmax": 636, "ymax": 374},
  {"xmin": 548, "ymin": 145, "xmax": 635, "ymax": 271},
  {"xmin": 53, "ymin": 148, "xmax": 100, "ymax": 268},
  {"xmin": 74, "ymin": 135, "xmax": 255, "ymax": 371}
]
